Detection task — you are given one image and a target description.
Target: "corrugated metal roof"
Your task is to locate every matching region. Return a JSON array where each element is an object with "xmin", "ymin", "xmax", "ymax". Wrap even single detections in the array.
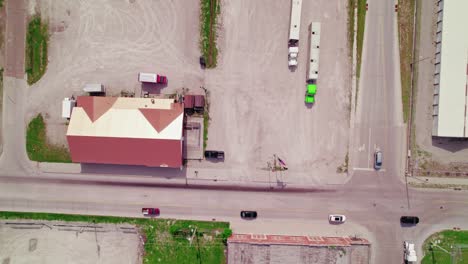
[
  {"xmin": 66, "ymin": 97, "xmax": 184, "ymax": 168},
  {"xmin": 433, "ymin": 0, "xmax": 468, "ymax": 137}
]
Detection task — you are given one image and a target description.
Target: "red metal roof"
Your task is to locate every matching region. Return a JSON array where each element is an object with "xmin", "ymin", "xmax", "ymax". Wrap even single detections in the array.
[
  {"xmin": 67, "ymin": 136, "xmax": 182, "ymax": 168},
  {"xmin": 78, "ymin": 96, "xmax": 117, "ymax": 122},
  {"xmin": 139, "ymin": 104, "xmax": 183, "ymax": 133}
]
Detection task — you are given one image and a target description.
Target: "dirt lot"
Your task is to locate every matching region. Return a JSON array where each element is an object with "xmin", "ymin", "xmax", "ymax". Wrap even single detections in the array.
[
  {"xmin": 228, "ymin": 243, "xmax": 369, "ymax": 264},
  {"xmin": 25, "ymin": 0, "xmax": 203, "ymax": 146},
  {"xmin": 0, "ymin": 220, "xmax": 141, "ymax": 264},
  {"xmin": 204, "ymin": 0, "xmax": 351, "ymax": 182},
  {"xmin": 26, "ymin": 0, "xmax": 351, "ymax": 184}
]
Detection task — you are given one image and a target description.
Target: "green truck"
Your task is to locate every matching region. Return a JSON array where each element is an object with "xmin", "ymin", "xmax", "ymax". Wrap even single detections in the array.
[{"xmin": 305, "ymin": 83, "xmax": 317, "ymax": 103}]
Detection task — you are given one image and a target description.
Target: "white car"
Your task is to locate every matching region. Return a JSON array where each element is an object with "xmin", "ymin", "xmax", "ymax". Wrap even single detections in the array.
[{"xmin": 329, "ymin": 214, "xmax": 346, "ymax": 223}]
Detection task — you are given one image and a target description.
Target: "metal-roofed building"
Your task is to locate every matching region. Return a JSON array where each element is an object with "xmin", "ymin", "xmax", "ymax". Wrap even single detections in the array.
[
  {"xmin": 432, "ymin": 0, "xmax": 468, "ymax": 137},
  {"xmin": 66, "ymin": 96, "xmax": 184, "ymax": 168}
]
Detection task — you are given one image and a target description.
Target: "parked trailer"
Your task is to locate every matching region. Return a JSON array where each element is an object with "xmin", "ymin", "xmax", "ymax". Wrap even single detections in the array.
[
  {"xmin": 83, "ymin": 83, "xmax": 105, "ymax": 93},
  {"xmin": 138, "ymin": 72, "xmax": 168, "ymax": 84},
  {"xmin": 305, "ymin": 22, "xmax": 321, "ymax": 104},
  {"xmin": 62, "ymin": 97, "xmax": 76, "ymax": 119},
  {"xmin": 288, "ymin": 0, "xmax": 302, "ymax": 67},
  {"xmin": 307, "ymin": 22, "xmax": 321, "ymax": 82}
]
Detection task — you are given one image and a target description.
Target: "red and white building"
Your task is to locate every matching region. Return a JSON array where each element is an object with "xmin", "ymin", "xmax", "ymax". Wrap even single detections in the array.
[{"xmin": 66, "ymin": 96, "xmax": 184, "ymax": 169}]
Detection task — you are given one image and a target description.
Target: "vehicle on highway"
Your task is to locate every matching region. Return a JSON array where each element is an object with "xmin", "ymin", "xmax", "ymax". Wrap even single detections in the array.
[
  {"xmin": 403, "ymin": 241, "xmax": 418, "ymax": 263},
  {"xmin": 400, "ymin": 216, "xmax": 419, "ymax": 225},
  {"xmin": 328, "ymin": 214, "xmax": 346, "ymax": 223},
  {"xmin": 204, "ymin": 150, "xmax": 225, "ymax": 160},
  {"xmin": 240, "ymin": 211, "xmax": 257, "ymax": 219},
  {"xmin": 142, "ymin": 208, "xmax": 160, "ymax": 216},
  {"xmin": 374, "ymin": 150, "xmax": 383, "ymax": 170}
]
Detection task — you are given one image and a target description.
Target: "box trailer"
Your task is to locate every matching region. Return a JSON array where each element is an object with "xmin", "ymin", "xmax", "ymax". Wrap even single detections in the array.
[
  {"xmin": 138, "ymin": 72, "xmax": 168, "ymax": 84},
  {"xmin": 62, "ymin": 97, "xmax": 76, "ymax": 119},
  {"xmin": 83, "ymin": 83, "xmax": 105, "ymax": 93},
  {"xmin": 288, "ymin": 0, "xmax": 303, "ymax": 67},
  {"xmin": 194, "ymin": 95, "xmax": 205, "ymax": 114},
  {"xmin": 307, "ymin": 22, "xmax": 321, "ymax": 82}
]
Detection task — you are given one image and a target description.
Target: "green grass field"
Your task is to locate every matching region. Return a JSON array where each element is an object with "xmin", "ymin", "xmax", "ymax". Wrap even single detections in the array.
[
  {"xmin": 422, "ymin": 230, "xmax": 468, "ymax": 264},
  {"xmin": 26, "ymin": 114, "xmax": 71, "ymax": 163},
  {"xmin": 0, "ymin": 211, "xmax": 230, "ymax": 264},
  {"xmin": 26, "ymin": 16, "xmax": 48, "ymax": 85}
]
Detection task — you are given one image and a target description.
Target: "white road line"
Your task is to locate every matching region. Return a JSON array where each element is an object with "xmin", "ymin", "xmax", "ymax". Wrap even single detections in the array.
[
  {"xmin": 353, "ymin": 167, "xmax": 386, "ymax": 172},
  {"xmin": 367, "ymin": 128, "xmax": 372, "ymax": 167}
]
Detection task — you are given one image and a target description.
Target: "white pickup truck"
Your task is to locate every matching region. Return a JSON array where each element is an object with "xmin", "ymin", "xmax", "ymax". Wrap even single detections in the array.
[{"xmin": 404, "ymin": 241, "xmax": 417, "ymax": 263}]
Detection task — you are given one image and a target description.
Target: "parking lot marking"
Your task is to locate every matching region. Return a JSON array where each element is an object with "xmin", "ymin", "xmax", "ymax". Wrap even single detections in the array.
[
  {"xmin": 353, "ymin": 167, "xmax": 386, "ymax": 172},
  {"xmin": 367, "ymin": 128, "xmax": 372, "ymax": 167}
]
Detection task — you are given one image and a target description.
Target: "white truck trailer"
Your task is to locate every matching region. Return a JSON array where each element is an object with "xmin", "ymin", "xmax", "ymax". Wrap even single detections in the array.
[
  {"xmin": 288, "ymin": 0, "xmax": 303, "ymax": 67},
  {"xmin": 403, "ymin": 241, "xmax": 417, "ymax": 264},
  {"xmin": 83, "ymin": 83, "xmax": 105, "ymax": 93},
  {"xmin": 62, "ymin": 97, "xmax": 76, "ymax": 119},
  {"xmin": 307, "ymin": 22, "xmax": 321, "ymax": 82}
]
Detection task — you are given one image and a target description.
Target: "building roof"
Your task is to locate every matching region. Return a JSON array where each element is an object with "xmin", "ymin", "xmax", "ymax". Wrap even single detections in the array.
[
  {"xmin": 433, "ymin": 0, "xmax": 468, "ymax": 137},
  {"xmin": 67, "ymin": 97, "xmax": 184, "ymax": 168}
]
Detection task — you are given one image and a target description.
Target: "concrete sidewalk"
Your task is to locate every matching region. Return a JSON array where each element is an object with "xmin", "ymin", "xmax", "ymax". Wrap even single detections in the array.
[
  {"xmin": 408, "ymin": 175, "xmax": 468, "ymax": 189},
  {"xmin": 36, "ymin": 162, "xmax": 340, "ymax": 191}
]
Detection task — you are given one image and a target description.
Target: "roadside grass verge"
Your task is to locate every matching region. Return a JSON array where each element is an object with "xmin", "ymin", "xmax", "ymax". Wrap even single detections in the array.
[
  {"xmin": 347, "ymin": 0, "xmax": 356, "ymax": 59},
  {"xmin": 0, "ymin": 211, "xmax": 231, "ymax": 264},
  {"xmin": 200, "ymin": 0, "xmax": 220, "ymax": 68},
  {"xmin": 422, "ymin": 230, "xmax": 468, "ymax": 264},
  {"xmin": 26, "ymin": 114, "xmax": 71, "ymax": 163},
  {"xmin": 203, "ymin": 111, "xmax": 210, "ymax": 150},
  {"xmin": 26, "ymin": 15, "xmax": 48, "ymax": 85},
  {"xmin": 397, "ymin": 0, "xmax": 416, "ymax": 123},
  {"xmin": 356, "ymin": 0, "xmax": 366, "ymax": 79}
]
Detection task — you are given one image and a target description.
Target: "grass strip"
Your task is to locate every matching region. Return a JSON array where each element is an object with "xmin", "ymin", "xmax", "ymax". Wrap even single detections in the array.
[
  {"xmin": 0, "ymin": 211, "xmax": 230, "ymax": 264},
  {"xmin": 397, "ymin": 0, "xmax": 416, "ymax": 123},
  {"xmin": 356, "ymin": 0, "xmax": 366, "ymax": 79},
  {"xmin": 203, "ymin": 111, "xmax": 210, "ymax": 150},
  {"xmin": 348, "ymin": 0, "xmax": 356, "ymax": 59},
  {"xmin": 421, "ymin": 230, "xmax": 468, "ymax": 264},
  {"xmin": 200, "ymin": 0, "xmax": 220, "ymax": 68},
  {"xmin": 26, "ymin": 15, "xmax": 48, "ymax": 85},
  {"xmin": 26, "ymin": 114, "xmax": 71, "ymax": 163}
]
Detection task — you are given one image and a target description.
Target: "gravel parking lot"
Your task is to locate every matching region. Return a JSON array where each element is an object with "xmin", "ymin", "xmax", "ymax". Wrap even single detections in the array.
[
  {"xmin": 0, "ymin": 220, "xmax": 141, "ymax": 264},
  {"xmin": 26, "ymin": 0, "xmax": 203, "ymax": 145},
  {"xmin": 205, "ymin": 0, "xmax": 351, "ymax": 183},
  {"xmin": 27, "ymin": 0, "xmax": 351, "ymax": 184}
]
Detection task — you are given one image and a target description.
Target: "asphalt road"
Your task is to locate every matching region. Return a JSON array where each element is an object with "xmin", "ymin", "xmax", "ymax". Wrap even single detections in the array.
[
  {"xmin": 352, "ymin": 0, "xmax": 405, "ymax": 179},
  {"xmin": 1, "ymin": 0, "xmax": 468, "ymax": 264},
  {"xmin": 1, "ymin": 173, "xmax": 468, "ymax": 263}
]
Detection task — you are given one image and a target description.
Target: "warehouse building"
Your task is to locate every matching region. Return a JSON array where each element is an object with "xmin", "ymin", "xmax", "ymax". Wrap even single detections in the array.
[
  {"xmin": 432, "ymin": 0, "xmax": 468, "ymax": 137},
  {"xmin": 67, "ymin": 96, "xmax": 184, "ymax": 168}
]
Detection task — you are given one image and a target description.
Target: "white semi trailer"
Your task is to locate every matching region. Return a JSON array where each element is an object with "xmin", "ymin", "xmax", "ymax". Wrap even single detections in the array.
[
  {"xmin": 307, "ymin": 22, "xmax": 321, "ymax": 82},
  {"xmin": 288, "ymin": 0, "xmax": 302, "ymax": 67}
]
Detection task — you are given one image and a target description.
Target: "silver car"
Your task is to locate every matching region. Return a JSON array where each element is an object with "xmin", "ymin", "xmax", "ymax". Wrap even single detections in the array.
[{"xmin": 374, "ymin": 151, "xmax": 382, "ymax": 170}]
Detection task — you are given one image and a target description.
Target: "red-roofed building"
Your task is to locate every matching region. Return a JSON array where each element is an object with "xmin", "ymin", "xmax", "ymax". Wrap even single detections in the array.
[{"xmin": 66, "ymin": 96, "xmax": 184, "ymax": 168}]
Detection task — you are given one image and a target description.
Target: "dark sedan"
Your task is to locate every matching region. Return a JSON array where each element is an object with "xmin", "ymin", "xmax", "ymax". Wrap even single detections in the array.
[{"xmin": 240, "ymin": 211, "xmax": 257, "ymax": 219}]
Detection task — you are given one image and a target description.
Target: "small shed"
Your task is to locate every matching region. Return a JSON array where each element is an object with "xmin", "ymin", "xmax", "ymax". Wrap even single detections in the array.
[
  {"xmin": 184, "ymin": 95, "xmax": 195, "ymax": 115},
  {"xmin": 194, "ymin": 95, "xmax": 205, "ymax": 113},
  {"xmin": 62, "ymin": 97, "xmax": 76, "ymax": 119}
]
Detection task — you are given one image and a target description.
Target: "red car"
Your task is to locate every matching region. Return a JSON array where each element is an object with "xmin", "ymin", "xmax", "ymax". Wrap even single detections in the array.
[{"xmin": 142, "ymin": 208, "xmax": 160, "ymax": 216}]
